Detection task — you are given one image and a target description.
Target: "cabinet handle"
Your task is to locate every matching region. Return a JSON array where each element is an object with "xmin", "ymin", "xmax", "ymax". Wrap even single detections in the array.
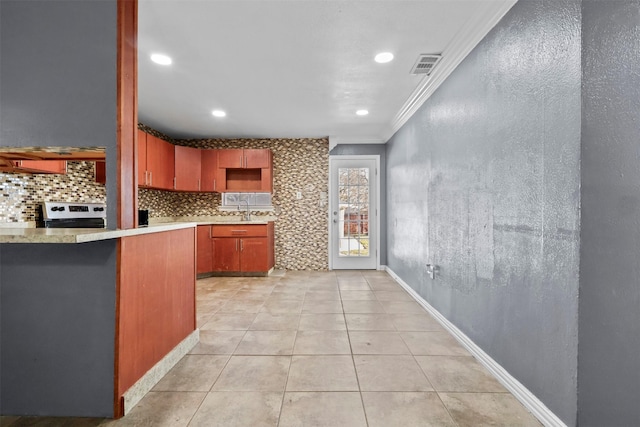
[
  {"xmin": 213, "ymin": 179, "xmax": 216, "ymax": 191},
  {"xmin": 240, "ymin": 154, "xmax": 243, "ymax": 168},
  {"xmin": 173, "ymin": 177, "xmax": 176, "ymax": 189},
  {"xmin": 231, "ymin": 230, "xmax": 247, "ymax": 234},
  {"xmin": 209, "ymin": 227, "xmax": 212, "ymax": 239},
  {"xmin": 198, "ymin": 179, "xmax": 201, "ymax": 191},
  {"xmin": 235, "ymin": 239, "xmax": 238, "ymax": 252},
  {"xmin": 240, "ymin": 239, "xmax": 244, "ymax": 252},
  {"xmin": 245, "ymin": 156, "xmax": 248, "ymax": 168},
  {"xmin": 149, "ymin": 171, "xmax": 153, "ymax": 186}
]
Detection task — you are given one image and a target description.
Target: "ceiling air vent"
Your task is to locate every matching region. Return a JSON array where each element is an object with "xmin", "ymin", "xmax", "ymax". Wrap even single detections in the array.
[{"xmin": 410, "ymin": 54, "xmax": 442, "ymax": 76}]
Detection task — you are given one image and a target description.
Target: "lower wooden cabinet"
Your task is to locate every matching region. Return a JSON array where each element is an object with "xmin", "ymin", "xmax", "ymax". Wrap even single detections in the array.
[{"xmin": 197, "ymin": 222, "xmax": 274, "ymax": 275}]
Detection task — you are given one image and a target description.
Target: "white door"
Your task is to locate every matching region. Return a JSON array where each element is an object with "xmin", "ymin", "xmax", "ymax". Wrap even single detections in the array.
[{"xmin": 329, "ymin": 156, "xmax": 378, "ymax": 269}]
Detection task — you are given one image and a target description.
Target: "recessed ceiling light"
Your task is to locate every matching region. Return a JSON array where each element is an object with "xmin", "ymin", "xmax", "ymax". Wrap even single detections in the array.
[
  {"xmin": 212, "ymin": 110, "xmax": 226, "ymax": 117},
  {"xmin": 150, "ymin": 53, "xmax": 172, "ymax": 65},
  {"xmin": 374, "ymin": 52, "xmax": 394, "ymax": 63},
  {"xmin": 356, "ymin": 110, "xmax": 369, "ymax": 116}
]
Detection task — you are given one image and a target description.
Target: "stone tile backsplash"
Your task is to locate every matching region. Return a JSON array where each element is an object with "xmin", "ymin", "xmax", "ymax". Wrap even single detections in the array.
[
  {"xmin": 138, "ymin": 131, "xmax": 329, "ymax": 270},
  {"xmin": 0, "ymin": 161, "xmax": 106, "ymax": 223}
]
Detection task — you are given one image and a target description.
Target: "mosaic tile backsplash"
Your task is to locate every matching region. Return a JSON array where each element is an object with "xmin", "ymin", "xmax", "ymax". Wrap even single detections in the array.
[
  {"xmin": 0, "ymin": 161, "xmax": 106, "ymax": 223},
  {"xmin": 138, "ymin": 126, "xmax": 329, "ymax": 271}
]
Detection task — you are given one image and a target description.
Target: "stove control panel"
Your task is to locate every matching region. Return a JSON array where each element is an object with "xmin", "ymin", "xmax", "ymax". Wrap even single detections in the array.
[{"xmin": 42, "ymin": 202, "xmax": 107, "ymax": 219}]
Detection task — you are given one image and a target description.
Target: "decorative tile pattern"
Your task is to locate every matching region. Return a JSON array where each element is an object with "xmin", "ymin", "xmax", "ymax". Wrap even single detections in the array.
[
  {"xmin": 138, "ymin": 126, "xmax": 329, "ymax": 271},
  {"xmin": 0, "ymin": 161, "xmax": 106, "ymax": 223}
]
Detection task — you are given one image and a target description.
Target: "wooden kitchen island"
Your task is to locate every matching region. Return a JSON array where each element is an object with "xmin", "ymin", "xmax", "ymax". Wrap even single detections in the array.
[{"xmin": 0, "ymin": 223, "xmax": 198, "ymax": 418}]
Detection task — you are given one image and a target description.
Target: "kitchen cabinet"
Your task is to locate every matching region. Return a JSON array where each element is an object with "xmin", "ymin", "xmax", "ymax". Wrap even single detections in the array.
[
  {"xmin": 197, "ymin": 222, "xmax": 275, "ymax": 275},
  {"xmin": 218, "ymin": 148, "xmax": 270, "ymax": 169},
  {"xmin": 138, "ymin": 131, "xmax": 174, "ymax": 190},
  {"xmin": 95, "ymin": 161, "xmax": 106, "ymax": 184},
  {"xmin": 137, "ymin": 129, "xmax": 147, "ymax": 186},
  {"xmin": 174, "ymin": 145, "xmax": 201, "ymax": 191},
  {"xmin": 200, "ymin": 149, "xmax": 219, "ymax": 192},
  {"xmin": 197, "ymin": 225, "xmax": 213, "ymax": 274},
  {"xmin": 5, "ymin": 160, "xmax": 67, "ymax": 174},
  {"xmin": 217, "ymin": 148, "xmax": 273, "ymax": 193},
  {"xmin": 212, "ymin": 236, "xmax": 241, "ymax": 272}
]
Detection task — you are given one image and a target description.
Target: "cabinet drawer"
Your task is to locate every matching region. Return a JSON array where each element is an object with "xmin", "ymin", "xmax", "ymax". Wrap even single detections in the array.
[{"xmin": 211, "ymin": 224, "xmax": 267, "ymax": 237}]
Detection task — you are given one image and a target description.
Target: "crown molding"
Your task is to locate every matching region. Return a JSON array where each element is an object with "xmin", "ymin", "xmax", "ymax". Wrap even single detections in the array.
[
  {"xmin": 384, "ymin": 0, "xmax": 517, "ymax": 142},
  {"xmin": 329, "ymin": 136, "xmax": 386, "ymax": 150}
]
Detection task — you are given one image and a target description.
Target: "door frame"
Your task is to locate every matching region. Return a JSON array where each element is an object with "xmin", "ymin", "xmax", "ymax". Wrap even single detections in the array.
[{"xmin": 328, "ymin": 155, "xmax": 381, "ymax": 270}]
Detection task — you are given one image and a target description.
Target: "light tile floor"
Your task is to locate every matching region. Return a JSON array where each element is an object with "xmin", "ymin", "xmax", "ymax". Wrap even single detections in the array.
[{"xmin": 1, "ymin": 270, "xmax": 541, "ymax": 427}]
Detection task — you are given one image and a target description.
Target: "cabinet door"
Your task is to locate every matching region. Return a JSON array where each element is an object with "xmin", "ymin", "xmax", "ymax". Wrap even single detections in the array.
[
  {"xmin": 240, "ymin": 237, "xmax": 269, "ymax": 272},
  {"xmin": 137, "ymin": 129, "xmax": 148, "ymax": 186},
  {"xmin": 260, "ymin": 165, "xmax": 273, "ymax": 192},
  {"xmin": 217, "ymin": 149, "xmax": 243, "ymax": 168},
  {"xmin": 175, "ymin": 145, "xmax": 201, "ymax": 191},
  {"xmin": 95, "ymin": 161, "xmax": 106, "ymax": 184},
  {"xmin": 17, "ymin": 160, "xmax": 67, "ymax": 174},
  {"xmin": 212, "ymin": 238, "xmax": 240, "ymax": 272},
  {"xmin": 146, "ymin": 135, "xmax": 175, "ymax": 190},
  {"xmin": 244, "ymin": 149, "xmax": 270, "ymax": 168},
  {"xmin": 201, "ymin": 149, "xmax": 219, "ymax": 192},
  {"xmin": 196, "ymin": 226, "xmax": 213, "ymax": 274}
]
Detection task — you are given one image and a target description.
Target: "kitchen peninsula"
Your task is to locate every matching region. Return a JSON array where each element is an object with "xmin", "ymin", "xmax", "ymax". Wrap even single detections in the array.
[{"xmin": 0, "ymin": 222, "xmax": 198, "ymax": 418}]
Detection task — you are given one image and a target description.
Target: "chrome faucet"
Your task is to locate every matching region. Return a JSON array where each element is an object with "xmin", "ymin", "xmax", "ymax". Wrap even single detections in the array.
[{"xmin": 238, "ymin": 199, "xmax": 251, "ymax": 221}]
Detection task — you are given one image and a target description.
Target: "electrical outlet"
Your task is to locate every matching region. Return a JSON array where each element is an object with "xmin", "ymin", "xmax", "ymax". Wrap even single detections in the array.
[{"xmin": 296, "ymin": 191, "xmax": 302, "ymax": 199}]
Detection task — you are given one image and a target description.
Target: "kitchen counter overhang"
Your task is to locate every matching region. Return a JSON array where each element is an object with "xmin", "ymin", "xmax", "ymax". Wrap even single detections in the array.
[{"xmin": 0, "ymin": 222, "xmax": 197, "ymax": 244}]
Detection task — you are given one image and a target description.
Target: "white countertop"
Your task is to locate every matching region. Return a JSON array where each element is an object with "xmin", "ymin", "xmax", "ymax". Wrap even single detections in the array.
[{"xmin": 0, "ymin": 222, "xmax": 198, "ymax": 244}]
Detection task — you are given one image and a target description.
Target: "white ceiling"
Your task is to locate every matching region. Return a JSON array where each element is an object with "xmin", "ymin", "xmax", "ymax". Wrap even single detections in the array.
[{"xmin": 138, "ymin": 0, "xmax": 516, "ymax": 143}]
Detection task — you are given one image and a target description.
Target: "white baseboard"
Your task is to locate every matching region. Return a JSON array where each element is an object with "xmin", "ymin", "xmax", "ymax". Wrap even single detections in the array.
[
  {"xmin": 122, "ymin": 329, "xmax": 200, "ymax": 415},
  {"xmin": 384, "ymin": 267, "xmax": 567, "ymax": 427}
]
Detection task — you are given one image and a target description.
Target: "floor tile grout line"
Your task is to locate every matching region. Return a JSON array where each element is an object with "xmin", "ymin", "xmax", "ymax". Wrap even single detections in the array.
[{"xmin": 339, "ymin": 272, "xmax": 371, "ymax": 427}]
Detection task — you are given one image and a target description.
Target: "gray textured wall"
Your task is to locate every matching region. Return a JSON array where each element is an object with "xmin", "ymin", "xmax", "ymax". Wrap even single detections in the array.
[
  {"xmin": 385, "ymin": 1, "xmax": 581, "ymax": 425},
  {"xmin": 0, "ymin": 0, "xmax": 118, "ymax": 228},
  {"xmin": 579, "ymin": 1, "xmax": 640, "ymax": 425},
  {"xmin": 0, "ymin": 242, "xmax": 117, "ymax": 417},
  {"xmin": 330, "ymin": 144, "xmax": 387, "ymax": 266}
]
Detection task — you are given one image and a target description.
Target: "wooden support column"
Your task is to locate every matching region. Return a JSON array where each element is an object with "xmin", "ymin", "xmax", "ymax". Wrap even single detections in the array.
[{"xmin": 117, "ymin": 0, "xmax": 138, "ymax": 230}]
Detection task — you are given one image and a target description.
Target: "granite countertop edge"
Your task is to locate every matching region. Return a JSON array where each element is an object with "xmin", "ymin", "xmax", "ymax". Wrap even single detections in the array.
[{"xmin": 0, "ymin": 222, "xmax": 198, "ymax": 244}]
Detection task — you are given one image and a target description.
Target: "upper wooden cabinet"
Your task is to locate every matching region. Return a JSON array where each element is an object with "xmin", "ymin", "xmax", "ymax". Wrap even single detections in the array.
[
  {"xmin": 218, "ymin": 148, "xmax": 273, "ymax": 193},
  {"xmin": 218, "ymin": 148, "xmax": 270, "ymax": 169},
  {"xmin": 12, "ymin": 160, "xmax": 67, "ymax": 174},
  {"xmin": 175, "ymin": 146, "xmax": 201, "ymax": 191},
  {"xmin": 137, "ymin": 130, "xmax": 147, "ymax": 186},
  {"xmin": 200, "ymin": 149, "xmax": 219, "ymax": 192},
  {"xmin": 136, "ymin": 139, "xmax": 273, "ymax": 194},
  {"xmin": 244, "ymin": 149, "xmax": 271, "ymax": 168},
  {"xmin": 138, "ymin": 131, "xmax": 174, "ymax": 190},
  {"xmin": 217, "ymin": 149, "xmax": 243, "ymax": 169}
]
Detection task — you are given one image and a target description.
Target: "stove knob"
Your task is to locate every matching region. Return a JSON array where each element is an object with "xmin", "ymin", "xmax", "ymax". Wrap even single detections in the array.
[
  {"xmin": 94, "ymin": 207, "xmax": 104, "ymax": 211},
  {"xmin": 59, "ymin": 206, "xmax": 65, "ymax": 211}
]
